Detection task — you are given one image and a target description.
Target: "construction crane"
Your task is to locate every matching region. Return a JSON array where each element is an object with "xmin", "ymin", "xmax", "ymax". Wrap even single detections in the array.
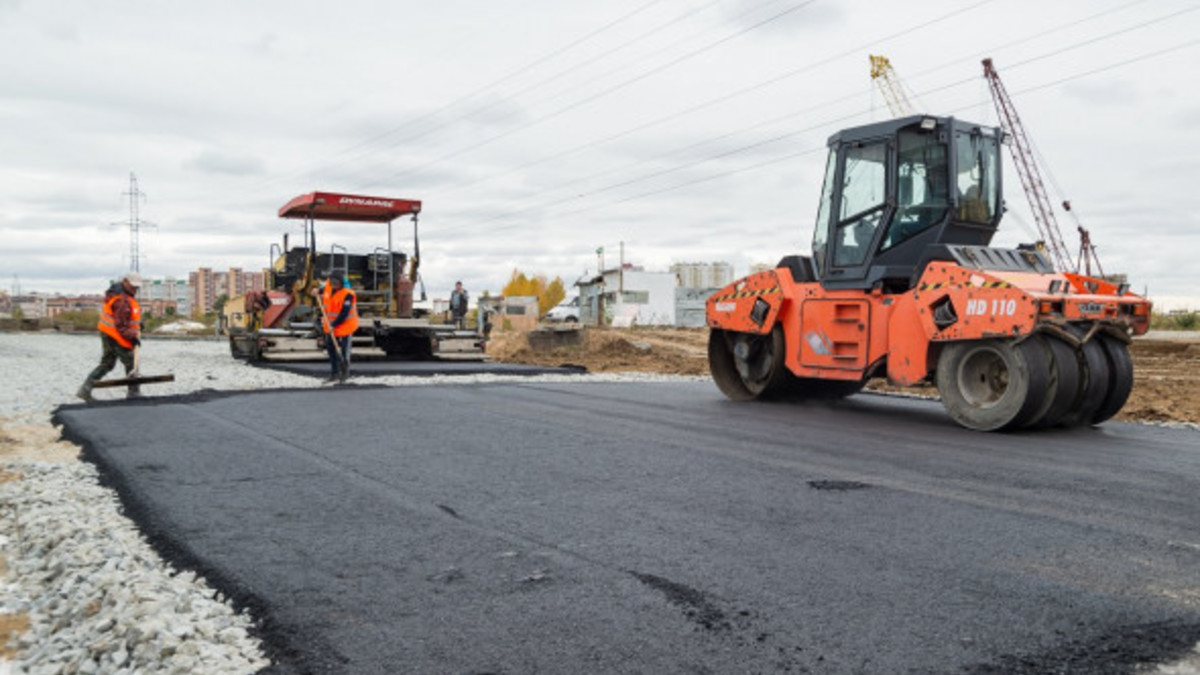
[
  {"xmin": 869, "ymin": 55, "xmax": 916, "ymax": 118},
  {"xmin": 981, "ymin": 57, "xmax": 1094, "ymax": 274}
]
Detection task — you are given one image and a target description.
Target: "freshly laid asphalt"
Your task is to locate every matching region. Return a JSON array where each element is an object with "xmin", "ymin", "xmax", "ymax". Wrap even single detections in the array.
[
  {"xmin": 251, "ymin": 359, "xmax": 586, "ymax": 378},
  {"xmin": 55, "ymin": 382, "xmax": 1200, "ymax": 675}
]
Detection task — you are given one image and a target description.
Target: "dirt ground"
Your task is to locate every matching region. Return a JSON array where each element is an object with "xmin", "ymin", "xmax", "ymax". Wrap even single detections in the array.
[
  {"xmin": 488, "ymin": 327, "xmax": 1200, "ymax": 425},
  {"xmin": 0, "ymin": 422, "xmax": 80, "ymax": 464}
]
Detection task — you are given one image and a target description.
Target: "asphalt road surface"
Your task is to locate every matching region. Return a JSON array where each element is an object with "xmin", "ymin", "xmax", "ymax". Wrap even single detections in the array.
[
  {"xmin": 252, "ymin": 360, "xmax": 586, "ymax": 378},
  {"xmin": 56, "ymin": 382, "xmax": 1200, "ymax": 675}
]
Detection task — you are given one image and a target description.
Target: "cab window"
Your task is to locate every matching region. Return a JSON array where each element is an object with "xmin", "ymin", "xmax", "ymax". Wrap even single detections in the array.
[
  {"xmin": 832, "ymin": 141, "xmax": 886, "ymax": 267},
  {"xmin": 811, "ymin": 149, "xmax": 836, "ymax": 275},
  {"xmin": 883, "ymin": 129, "xmax": 949, "ymax": 250},
  {"xmin": 956, "ymin": 131, "xmax": 999, "ymax": 224}
]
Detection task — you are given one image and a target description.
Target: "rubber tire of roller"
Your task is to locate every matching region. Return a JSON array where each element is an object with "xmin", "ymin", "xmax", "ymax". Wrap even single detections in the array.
[
  {"xmin": 1031, "ymin": 334, "xmax": 1083, "ymax": 429},
  {"xmin": 1091, "ymin": 334, "xmax": 1134, "ymax": 425},
  {"xmin": 936, "ymin": 338, "xmax": 1050, "ymax": 432},
  {"xmin": 1057, "ymin": 327, "xmax": 1111, "ymax": 428}
]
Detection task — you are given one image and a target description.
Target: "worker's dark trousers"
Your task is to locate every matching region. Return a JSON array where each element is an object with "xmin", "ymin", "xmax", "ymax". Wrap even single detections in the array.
[
  {"xmin": 83, "ymin": 334, "xmax": 139, "ymax": 397},
  {"xmin": 325, "ymin": 335, "xmax": 351, "ymax": 377}
]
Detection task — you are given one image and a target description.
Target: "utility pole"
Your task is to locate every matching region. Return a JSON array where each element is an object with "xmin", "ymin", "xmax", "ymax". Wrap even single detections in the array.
[
  {"xmin": 618, "ymin": 241, "xmax": 625, "ymax": 298},
  {"xmin": 114, "ymin": 173, "xmax": 156, "ymax": 273},
  {"xmin": 595, "ymin": 246, "xmax": 605, "ymax": 327}
]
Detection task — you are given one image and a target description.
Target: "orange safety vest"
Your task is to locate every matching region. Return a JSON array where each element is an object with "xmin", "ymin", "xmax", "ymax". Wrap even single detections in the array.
[
  {"xmin": 324, "ymin": 287, "xmax": 359, "ymax": 338},
  {"xmin": 97, "ymin": 294, "xmax": 141, "ymax": 349}
]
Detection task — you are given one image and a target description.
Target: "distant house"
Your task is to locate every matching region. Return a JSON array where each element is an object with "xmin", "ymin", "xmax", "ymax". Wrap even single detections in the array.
[
  {"xmin": 478, "ymin": 295, "xmax": 539, "ymax": 332},
  {"xmin": 575, "ymin": 265, "xmax": 676, "ymax": 326}
]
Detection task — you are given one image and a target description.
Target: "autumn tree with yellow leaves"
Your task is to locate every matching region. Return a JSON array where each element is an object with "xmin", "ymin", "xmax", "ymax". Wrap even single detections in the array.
[{"xmin": 501, "ymin": 269, "xmax": 567, "ymax": 316}]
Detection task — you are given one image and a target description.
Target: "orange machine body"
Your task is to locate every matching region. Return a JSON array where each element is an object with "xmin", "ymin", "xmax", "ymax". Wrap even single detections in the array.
[{"xmin": 707, "ymin": 263, "xmax": 1150, "ymax": 387}]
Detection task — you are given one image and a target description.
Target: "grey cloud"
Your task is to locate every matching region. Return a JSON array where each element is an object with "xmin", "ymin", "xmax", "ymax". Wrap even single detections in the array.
[
  {"xmin": 184, "ymin": 150, "xmax": 266, "ymax": 177},
  {"xmin": 8, "ymin": 192, "xmax": 116, "ymax": 218},
  {"xmin": 1170, "ymin": 107, "xmax": 1200, "ymax": 128},
  {"xmin": 39, "ymin": 20, "xmax": 78, "ymax": 42},
  {"xmin": 307, "ymin": 96, "xmax": 534, "ymax": 171},
  {"xmin": 5, "ymin": 254, "xmax": 122, "ymax": 282},
  {"xmin": 1061, "ymin": 78, "xmax": 1131, "ymax": 107},
  {"xmin": 245, "ymin": 33, "xmax": 278, "ymax": 57},
  {"xmin": 722, "ymin": 1, "xmax": 845, "ymax": 35}
]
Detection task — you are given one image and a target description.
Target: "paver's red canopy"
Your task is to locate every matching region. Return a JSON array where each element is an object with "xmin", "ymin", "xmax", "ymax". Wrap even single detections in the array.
[{"xmin": 278, "ymin": 192, "xmax": 421, "ymax": 222}]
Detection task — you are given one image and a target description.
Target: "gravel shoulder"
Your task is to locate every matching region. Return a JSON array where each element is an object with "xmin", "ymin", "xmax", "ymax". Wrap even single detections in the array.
[{"xmin": 1, "ymin": 331, "xmax": 1197, "ymax": 674}]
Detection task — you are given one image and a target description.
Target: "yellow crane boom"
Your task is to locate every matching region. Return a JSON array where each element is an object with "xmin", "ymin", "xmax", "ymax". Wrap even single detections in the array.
[{"xmin": 869, "ymin": 55, "xmax": 915, "ymax": 118}]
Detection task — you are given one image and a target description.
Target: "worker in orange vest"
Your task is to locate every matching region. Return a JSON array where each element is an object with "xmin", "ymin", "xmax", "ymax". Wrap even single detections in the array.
[
  {"xmin": 319, "ymin": 273, "xmax": 359, "ymax": 382},
  {"xmin": 78, "ymin": 272, "xmax": 143, "ymax": 401}
]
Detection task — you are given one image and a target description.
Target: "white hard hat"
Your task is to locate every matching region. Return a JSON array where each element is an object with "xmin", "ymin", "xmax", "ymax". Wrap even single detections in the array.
[{"xmin": 122, "ymin": 272, "xmax": 143, "ymax": 288}]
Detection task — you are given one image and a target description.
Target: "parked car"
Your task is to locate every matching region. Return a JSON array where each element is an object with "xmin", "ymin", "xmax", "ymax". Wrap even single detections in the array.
[{"xmin": 545, "ymin": 296, "xmax": 580, "ymax": 323}]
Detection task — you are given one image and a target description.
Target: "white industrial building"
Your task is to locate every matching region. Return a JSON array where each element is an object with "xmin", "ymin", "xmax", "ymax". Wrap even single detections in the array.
[
  {"xmin": 670, "ymin": 261, "xmax": 734, "ymax": 289},
  {"xmin": 575, "ymin": 265, "xmax": 676, "ymax": 326}
]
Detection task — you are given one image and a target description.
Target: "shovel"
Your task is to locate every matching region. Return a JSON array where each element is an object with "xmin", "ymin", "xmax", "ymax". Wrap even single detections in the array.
[{"xmin": 91, "ymin": 343, "xmax": 175, "ymax": 389}]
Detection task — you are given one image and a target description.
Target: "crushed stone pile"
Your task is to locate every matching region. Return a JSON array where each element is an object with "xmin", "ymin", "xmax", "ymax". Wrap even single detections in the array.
[{"xmin": 1, "ymin": 462, "xmax": 268, "ymax": 674}]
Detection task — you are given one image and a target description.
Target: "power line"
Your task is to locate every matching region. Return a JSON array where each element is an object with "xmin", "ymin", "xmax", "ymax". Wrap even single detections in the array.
[
  {"xmin": 903, "ymin": 0, "xmax": 1160, "ymax": 86},
  {"xmin": 234, "ymin": 0, "xmax": 669, "ymax": 193},
  {"xmin": 450, "ymin": 5, "xmax": 1196, "ymax": 231},
  {"xmin": 337, "ymin": 0, "xmax": 733, "ymax": 176},
  {"xmin": 435, "ymin": 0, "xmax": 1180, "ymax": 210},
  {"xmin": 423, "ymin": 0, "xmax": 998, "ymax": 201},
  {"xmin": 478, "ymin": 38, "xmax": 1199, "ymax": 231},
  {"xmin": 510, "ymin": 0, "xmax": 747, "ymax": 108},
  {"xmin": 356, "ymin": 0, "xmax": 822, "ymax": 192}
]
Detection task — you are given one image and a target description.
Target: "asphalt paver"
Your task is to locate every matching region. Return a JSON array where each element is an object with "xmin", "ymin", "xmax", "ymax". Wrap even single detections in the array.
[{"xmin": 55, "ymin": 383, "xmax": 1200, "ymax": 674}]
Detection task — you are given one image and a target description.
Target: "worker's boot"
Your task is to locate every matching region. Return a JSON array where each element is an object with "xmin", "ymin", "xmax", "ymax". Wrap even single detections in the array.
[
  {"xmin": 126, "ymin": 385, "xmax": 142, "ymax": 400},
  {"xmin": 76, "ymin": 383, "xmax": 94, "ymax": 403}
]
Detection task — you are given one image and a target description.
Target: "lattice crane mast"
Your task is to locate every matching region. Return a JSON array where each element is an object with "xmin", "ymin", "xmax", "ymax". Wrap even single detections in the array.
[
  {"xmin": 869, "ymin": 55, "xmax": 916, "ymax": 118},
  {"xmin": 981, "ymin": 57, "xmax": 1075, "ymax": 272}
]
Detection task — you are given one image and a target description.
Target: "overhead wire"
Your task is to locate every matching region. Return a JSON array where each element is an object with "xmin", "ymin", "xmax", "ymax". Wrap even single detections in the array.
[
  {"xmin": 231, "ymin": 0, "xmax": 669, "ymax": 193},
  {"xmin": 421, "ymin": 0, "xmax": 999, "ymax": 201},
  {"xmin": 355, "ymin": 0, "xmax": 823, "ymax": 191},
  {"xmin": 491, "ymin": 0, "xmax": 769, "ymax": 109},
  {"xmin": 229, "ymin": 0, "xmax": 994, "ymax": 204},
  {"xmin": 311, "ymin": 0, "xmax": 736, "ymax": 187},
  {"xmin": 442, "ymin": 4, "xmax": 1195, "ymax": 232},
  {"xmin": 903, "ymin": 0, "xmax": 1161, "ymax": 88},
  {"xmin": 479, "ymin": 37, "xmax": 1200, "ymax": 231}
]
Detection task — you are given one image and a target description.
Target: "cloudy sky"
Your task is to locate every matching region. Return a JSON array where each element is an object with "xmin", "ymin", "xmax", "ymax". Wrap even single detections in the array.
[{"xmin": 1, "ymin": 0, "xmax": 1197, "ymax": 307}]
